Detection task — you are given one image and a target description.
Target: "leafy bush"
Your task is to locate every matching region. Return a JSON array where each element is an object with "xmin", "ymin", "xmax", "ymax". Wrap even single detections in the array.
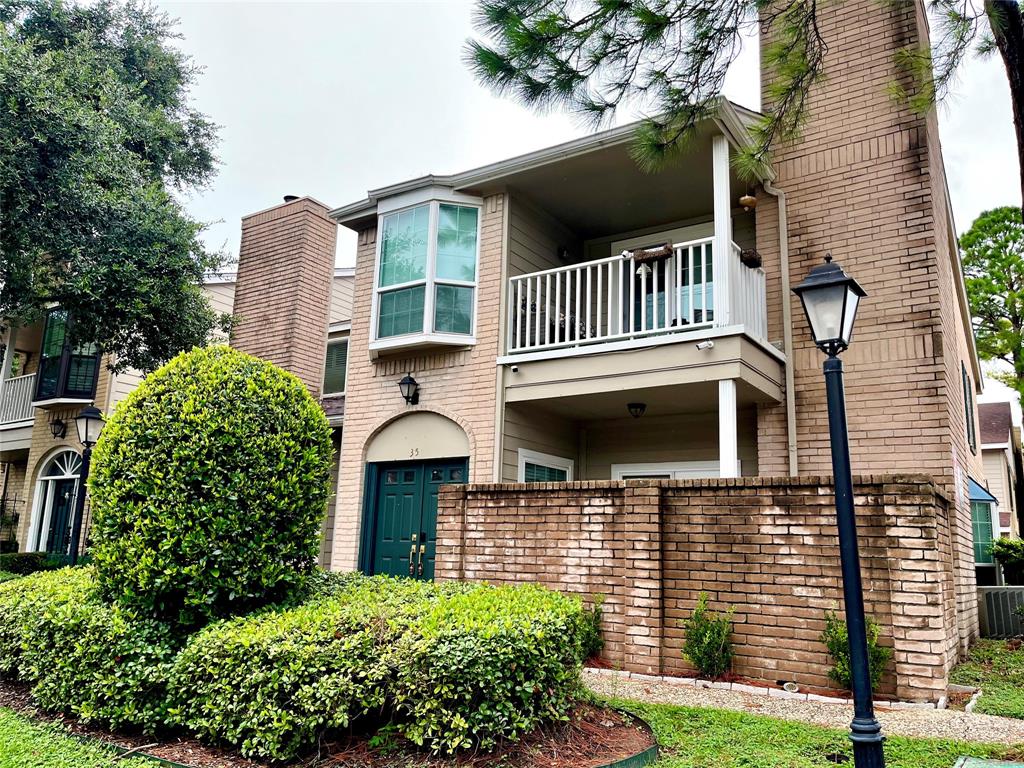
[
  {"xmin": 170, "ymin": 577, "xmax": 443, "ymax": 761},
  {"xmin": 395, "ymin": 584, "xmax": 588, "ymax": 754},
  {"xmin": 821, "ymin": 610, "xmax": 892, "ymax": 692},
  {"xmin": 89, "ymin": 345, "xmax": 334, "ymax": 628},
  {"xmin": 0, "ymin": 567, "xmax": 93, "ymax": 677},
  {"xmin": 0, "ymin": 568, "xmax": 177, "ymax": 731},
  {"xmin": 0, "ymin": 552, "xmax": 62, "ymax": 575},
  {"xmin": 682, "ymin": 592, "xmax": 734, "ymax": 678},
  {"xmin": 580, "ymin": 594, "xmax": 605, "ymax": 659},
  {"xmin": 992, "ymin": 537, "xmax": 1024, "ymax": 565},
  {"xmin": 0, "ymin": 571, "xmax": 19, "ymax": 584}
]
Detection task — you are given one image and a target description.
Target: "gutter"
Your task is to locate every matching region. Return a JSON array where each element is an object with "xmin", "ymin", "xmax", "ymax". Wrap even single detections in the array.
[{"xmin": 763, "ymin": 181, "xmax": 798, "ymax": 476}]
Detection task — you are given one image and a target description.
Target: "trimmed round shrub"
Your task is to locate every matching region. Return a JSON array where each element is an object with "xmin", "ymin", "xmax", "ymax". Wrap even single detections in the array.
[{"xmin": 89, "ymin": 345, "xmax": 334, "ymax": 628}]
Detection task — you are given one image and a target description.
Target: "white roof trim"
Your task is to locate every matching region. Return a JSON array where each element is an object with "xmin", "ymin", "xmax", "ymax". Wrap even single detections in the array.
[
  {"xmin": 330, "ymin": 97, "xmax": 767, "ymax": 225},
  {"xmin": 334, "ymin": 267, "xmax": 355, "ymax": 278},
  {"xmin": 329, "ymin": 322, "xmax": 351, "ymax": 334},
  {"xmin": 981, "ymin": 442, "xmax": 1011, "ymax": 450}
]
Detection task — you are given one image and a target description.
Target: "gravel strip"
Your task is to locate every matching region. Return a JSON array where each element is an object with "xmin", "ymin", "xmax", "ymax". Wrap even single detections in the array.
[{"xmin": 584, "ymin": 669, "xmax": 1024, "ymax": 745}]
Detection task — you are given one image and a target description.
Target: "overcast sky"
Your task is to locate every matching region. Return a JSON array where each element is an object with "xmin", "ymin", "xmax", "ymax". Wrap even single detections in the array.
[{"xmin": 159, "ymin": 0, "xmax": 1020, "ymax": 270}]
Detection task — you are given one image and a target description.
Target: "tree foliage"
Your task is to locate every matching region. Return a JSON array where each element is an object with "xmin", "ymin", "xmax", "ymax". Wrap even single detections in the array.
[
  {"xmin": 0, "ymin": 0, "xmax": 227, "ymax": 372},
  {"xmin": 468, "ymin": 0, "xmax": 1024, "ymax": 197},
  {"xmin": 961, "ymin": 206, "xmax": 1024, "ymax": 398}
]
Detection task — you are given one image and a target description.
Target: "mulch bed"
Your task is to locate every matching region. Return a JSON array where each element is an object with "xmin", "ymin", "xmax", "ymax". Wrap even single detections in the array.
[{"xmin": 0, "ymin": 681, "xmax": 653, "ymax": 768}]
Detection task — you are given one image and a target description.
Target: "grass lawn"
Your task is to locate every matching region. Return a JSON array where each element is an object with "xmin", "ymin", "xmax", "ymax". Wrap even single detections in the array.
[
  {"xmin": 0, "ymin": 707, "xmax": 151, "ymax": 768},
  {"xmin": 951, "ymin": 638, "xmax": 1024, "ymax": 719},
  {"xmin": 613, "ymin": 700, "xmax": 1019, "ymax": 768}
]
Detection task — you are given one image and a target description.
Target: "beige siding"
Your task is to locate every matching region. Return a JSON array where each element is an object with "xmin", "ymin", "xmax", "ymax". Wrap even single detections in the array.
[
  {"xmin": 582, "ymin": 411, "xmax": 758, "ymax": 479},
  {"xmin": 501, "ymin": 403, "xmax": 578, "ymax": 482},
  {"xmin": 329, "ymin": 274, "xmax": 354, "ymax": 325},
  {"xmin": 508, "ymin": 194, "xmax": 579, "ymax": 277}
]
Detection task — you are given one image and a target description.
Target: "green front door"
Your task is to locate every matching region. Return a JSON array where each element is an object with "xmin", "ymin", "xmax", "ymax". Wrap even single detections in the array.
[
  {"xmin": 369, "ymin": 459, "xmax": 467, "ymax": 580},
  {"xmin": 44, "ymin": 478, "xmax": 77, "ymax": 556}
]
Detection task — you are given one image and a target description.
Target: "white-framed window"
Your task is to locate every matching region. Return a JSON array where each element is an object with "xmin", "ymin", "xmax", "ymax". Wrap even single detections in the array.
[
  {"xmin": 611, "ymin": 461, "xmax": 724, "ymax": 480},
  {"xmin": 323, "ymin": 338, "xmax": 348, "ymax": 395},
  {"xmin": 371, "ymin": 200, "xmax": 481, "ymax": 350},
  {"xmin": 518, "ymin": 449, "xmax": 574, "ymax": 483}
]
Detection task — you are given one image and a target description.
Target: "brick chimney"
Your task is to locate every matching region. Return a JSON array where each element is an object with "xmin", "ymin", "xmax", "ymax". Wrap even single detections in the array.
[{"xmin": 231, "ymin": 196, "xmax": 337, "ymax": 397}]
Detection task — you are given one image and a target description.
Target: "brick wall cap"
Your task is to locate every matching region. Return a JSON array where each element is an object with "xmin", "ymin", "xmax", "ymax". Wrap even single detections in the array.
[{"xmin": 241, "ymin": 196, "xmax": 334, "ymax": 223}]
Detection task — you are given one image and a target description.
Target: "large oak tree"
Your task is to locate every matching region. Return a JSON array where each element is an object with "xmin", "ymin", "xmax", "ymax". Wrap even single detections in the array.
[{"xmin": 0, "ymin": 0, "xmax": 227, "ymax": 373}]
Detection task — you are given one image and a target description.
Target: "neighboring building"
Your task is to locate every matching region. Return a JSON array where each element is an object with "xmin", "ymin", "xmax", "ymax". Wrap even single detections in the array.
[
  {"xmin": 0, "ymin": 208, "xmax": 355, "ymax": 564},
  {"xmin": 976, "ymin": 400, "xmax": 1024, "ymax": 584}
]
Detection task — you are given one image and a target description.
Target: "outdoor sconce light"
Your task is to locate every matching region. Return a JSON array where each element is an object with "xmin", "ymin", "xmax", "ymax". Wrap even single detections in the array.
[
  {"xmin": 398, "ymin": 373, "xmax": 419, "ymax": 405},
  {"xmin": 627, "ymin": 402, "xmax": 646, "ymax": 419},
  {"xmin": 792, "ymin": 254, "xmax": 866, "ymax": 358},
  {"xmin": 49, "ymin": 418, "xmax": 67, "ymax": 440},
  {"xmin": 793, "ymin": 257, "xmax": 882, "ymax": 768}
]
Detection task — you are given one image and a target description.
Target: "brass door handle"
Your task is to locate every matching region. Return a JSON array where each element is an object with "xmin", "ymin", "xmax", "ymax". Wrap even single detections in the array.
[
  {"xmin": 417, "ymin": 543, "xmax": 426, "ymax": 577},
  {"xmin": 408, "ymin": 541, "xmax": 416, "ymax": 576}
]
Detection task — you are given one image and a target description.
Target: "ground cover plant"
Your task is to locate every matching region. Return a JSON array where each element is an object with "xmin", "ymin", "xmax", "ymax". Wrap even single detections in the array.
[
  {"xmin": 951, "ymin": 638, "xmax": 1024, "ymax": 719},
  {"xmin": 613, "ymin": 700, "xmax": 1018, "ymax": 768}
]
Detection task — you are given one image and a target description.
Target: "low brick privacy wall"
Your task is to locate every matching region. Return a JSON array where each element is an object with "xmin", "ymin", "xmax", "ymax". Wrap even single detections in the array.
[{"xmin": 435, "ymin": 475, "xmax": 961, "ymax": 701}]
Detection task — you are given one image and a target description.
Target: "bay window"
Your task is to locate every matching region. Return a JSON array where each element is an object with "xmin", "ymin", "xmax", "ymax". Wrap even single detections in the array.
[{"xmin": 373, "ymin": 200, "xmax": 480, "ymax": 348}]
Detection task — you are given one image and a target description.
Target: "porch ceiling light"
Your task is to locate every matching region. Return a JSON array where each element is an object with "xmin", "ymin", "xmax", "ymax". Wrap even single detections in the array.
[
  {"xmin": 75, "ymin": 405, "xmax": 104, "ymax": 448},
  {"xmin": 792, "ymin": 254, "xmax": 866, "ymax": 358},
  {"xmin": 398, "ymin": 373, "xmax": 420, "ymax": 405},
  {"xmin": 627, "ymin": 402, "xmax": 646, "ymax": 419},
  {"xmin": 49, "ymin": 418, "xmax": 67, "ymax": 440}
]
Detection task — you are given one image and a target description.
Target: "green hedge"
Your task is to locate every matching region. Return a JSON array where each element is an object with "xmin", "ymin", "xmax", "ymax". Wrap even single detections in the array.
[
  {"xmin": 0, "ymin": 569, "xmax": 592, "ymax": 760},
  {"xmin": 0, "ymin": 571, "xmax": 19, "ymax": 584},
  {"xmin": 0, "ymin": 552, "xmax": 63, "ymax": 575},
  {"xmin": 394, "ymin": 584, "xmax": 587, "ymax": 753},
  {"xmin": 88, "ymin": 346, "xmax": 334, "ymax": 629},
  {"xmin": 0, "ymin": 568, "xmax": 177, "ymax": 731}
]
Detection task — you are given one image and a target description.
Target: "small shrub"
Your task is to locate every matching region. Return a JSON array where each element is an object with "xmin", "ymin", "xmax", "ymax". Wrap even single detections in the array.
[
  {"xmin": 89, "ymin": 346, "xmax": 334, "ymax": 628},
  {"xmin": 394, "ymin": 584, "xmax": 587, "ymax": 753},
  {"xmin": 993, "ymin": 538, "xmax": 1024, "ymax": 584},
  {"xmin": 580, "ymin": 594, "xmax": 606, "ymax": 659},
  {"xmin": 0, "ymin": 567, "xmax": 93, "ymax": 677},
  {"xmin": 682, "ymin": 592, "xmax": 734, "ymax": 678},
  {"xmin": 0, "ymin": 552, "xmax": 62, "ymax": 575},
  {"xmin": 821, "ymin": 610, "xmax": 892, "ymax": 692},
  {"xmin": 21, "ymin": 598, "xmax": 178, "ymax": 732},
  {"xmin": 0, "ymin": 571, "xmax": 19, "ymax": 584},
  {"xmin": 170, "ymin": 576, "xmax": 450, "ymax": 761}
]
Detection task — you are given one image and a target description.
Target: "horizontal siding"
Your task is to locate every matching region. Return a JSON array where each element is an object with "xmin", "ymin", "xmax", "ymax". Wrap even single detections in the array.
[
  {"xmin": 502, "ymin": 403, "xmax": 578, "ymax": 482},
  {"xmin": 330, "ymin": 275, "xmax": 354, "ymax": 325},
  {"xmin": 508, "ymin": 195, "xmax": 580, "ymax": 278}
]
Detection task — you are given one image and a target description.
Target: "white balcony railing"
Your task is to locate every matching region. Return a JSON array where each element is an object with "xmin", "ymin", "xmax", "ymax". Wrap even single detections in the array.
[
  {"xmin": 0, "ymin": 373, "xmax": 36, "ymax": 425},
  {"xmin": 508, "ymin": 237, "xmax": 766, "ymax": 355}
]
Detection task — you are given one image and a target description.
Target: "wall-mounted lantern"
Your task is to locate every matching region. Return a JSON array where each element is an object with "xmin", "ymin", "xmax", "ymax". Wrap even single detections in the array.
[
  {"xmin": 627, "ymin": 402, "xmax": 646, "ymax": 419},
  {"xmin": 398, "ymin": 374, "xmax": 420, "ymax": 405}
]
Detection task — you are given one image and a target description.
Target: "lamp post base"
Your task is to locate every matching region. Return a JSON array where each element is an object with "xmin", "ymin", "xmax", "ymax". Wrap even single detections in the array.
[{"xmin": 851, "ymin": 716, "xmax": 885, "ymax": 768}]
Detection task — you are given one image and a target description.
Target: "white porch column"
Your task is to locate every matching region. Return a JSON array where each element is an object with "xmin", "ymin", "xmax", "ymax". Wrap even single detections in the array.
[
  {"xmin": 712, "ymin": 134, "xmax": 732, "ymax": 327},
  {"xmin": 718, "ymin": 378, "xmax": 739, "ymax": 478}
]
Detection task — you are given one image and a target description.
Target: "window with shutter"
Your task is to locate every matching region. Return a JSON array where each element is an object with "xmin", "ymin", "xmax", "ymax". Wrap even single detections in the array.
[{"xmin": 323, "ymin": 340, "xmax": 348, "ymax": 395}]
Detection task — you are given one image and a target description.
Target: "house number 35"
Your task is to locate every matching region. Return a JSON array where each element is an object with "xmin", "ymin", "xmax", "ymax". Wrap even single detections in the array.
[{"xmin": 409, "ymin": 448, "xmax": 420, "ymax": 457}]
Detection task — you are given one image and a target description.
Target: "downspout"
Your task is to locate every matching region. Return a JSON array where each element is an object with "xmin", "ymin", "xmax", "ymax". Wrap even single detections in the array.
[{"xmin": 762, "ymin": 181, "xmax": 799, "ymax": 476}]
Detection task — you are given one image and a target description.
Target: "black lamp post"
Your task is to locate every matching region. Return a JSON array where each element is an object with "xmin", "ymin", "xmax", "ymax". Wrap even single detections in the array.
[
  {"xmin": 68, "ymin": 405, "xmax": 104, "ymax": 566},
  {"xmin": 793, "ymin": 255, "xmax": 883, "ymax": 768}
]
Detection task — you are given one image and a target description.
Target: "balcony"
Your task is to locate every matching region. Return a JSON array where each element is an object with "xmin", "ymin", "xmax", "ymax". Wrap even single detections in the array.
[
  {"xmin": 0, "ymin": 373, "xmax": 35, "ymax": 426},
  {"xmin": 506, "ymin": 237, "xmax": 766, "ymax": 359}
]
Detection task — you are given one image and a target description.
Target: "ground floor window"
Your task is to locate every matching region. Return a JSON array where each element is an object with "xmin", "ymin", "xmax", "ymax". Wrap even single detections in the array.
[
  {"xmin": 611, "ymin": 461, "xmax": 720, "ymax": 480},
  {"xmin": 972, "ymin": 500, "xmax": 995, "ymax": 564},
  {"xmin": 26, "ymin": 449, "xmax": 81, "ymax": 555},
  {"xmin": 518, "ymin": 449, "xmax": 573, "ymax": 482}
]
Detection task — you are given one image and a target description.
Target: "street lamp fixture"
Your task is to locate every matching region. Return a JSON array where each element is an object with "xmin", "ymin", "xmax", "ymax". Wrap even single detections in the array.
[
  {"xmin": 68, "ymin": 405, "xmax": 104, "ymax": 566},
  {"xmin": 398, "ymin": 374, "xmax": 419, "ymax": 405},
  {"xmin": 793, "ymin": 256, "xmax": 884, "ymax": 768}
]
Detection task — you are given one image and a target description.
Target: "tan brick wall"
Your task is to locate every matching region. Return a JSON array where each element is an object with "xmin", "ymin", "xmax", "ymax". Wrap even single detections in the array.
[
  {"xmin": 437, "ymin": 475, "xmax": 958, "ymax": 701},
  {"xmin": 330, "ymin": 194, "xmax": 507, "ymax": 570},
  {"xmin": 756, "ymin": 0, "xmax": 980, "ymax": 645},
  {"xmin": 231, "ymin": 197, "xmax": 337, "ymax": 397}
]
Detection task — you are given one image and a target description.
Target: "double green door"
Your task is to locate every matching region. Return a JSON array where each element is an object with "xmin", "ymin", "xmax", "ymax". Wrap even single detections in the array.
[{"xmin": 369, "ymin": 459, "xmax": 467, "ymax": 580}]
